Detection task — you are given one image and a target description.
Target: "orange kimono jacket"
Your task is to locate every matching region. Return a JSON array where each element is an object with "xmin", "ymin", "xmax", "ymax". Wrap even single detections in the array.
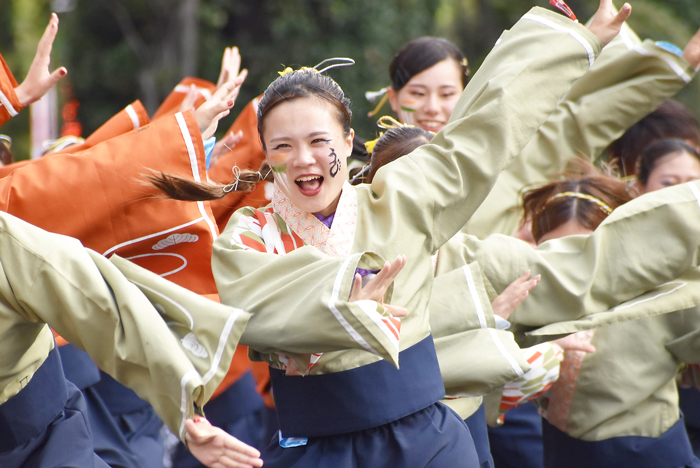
[{"xmin": 0, "ymin": 54, "xmax": 23, "ymax": 128}]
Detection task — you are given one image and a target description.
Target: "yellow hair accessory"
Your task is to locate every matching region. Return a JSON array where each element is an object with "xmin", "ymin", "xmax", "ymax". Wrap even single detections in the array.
[
  {"xmin": 364, "ymin": 116, "xmax": 416, "ymax": 154},
  {"xmin": 365, "ymin": 136, "xmax": 381, "ymax": 154},
  {"xmin": 550, "ymin": 191, "xmax": 612, "ymax": 214},
  {"xmin": 278, "ymin": 58, "xmax": 355, "ymax": 77},
  {"xmin": 377, "ymin": 115, "xmax": 409, "ymax": 130},
  {"xmin": 278, "ymin": 67, "xmax": 296, "ymax": 77}
]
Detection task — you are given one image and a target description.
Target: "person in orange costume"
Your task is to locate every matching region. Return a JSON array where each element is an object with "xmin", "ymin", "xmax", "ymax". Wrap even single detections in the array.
[
  {"xmin": 0, "ymin": 13, "xmax": 264, "ymax": 468},
  {"xmin": 150, "ymin": 50, "xmax": 271, "ymax": 467}
]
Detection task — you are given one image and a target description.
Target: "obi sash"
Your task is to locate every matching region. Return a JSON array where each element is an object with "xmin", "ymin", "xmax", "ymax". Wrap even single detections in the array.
[{"xmin": 270, "ymin": 335, "xmax": 445, "ymax": 438}]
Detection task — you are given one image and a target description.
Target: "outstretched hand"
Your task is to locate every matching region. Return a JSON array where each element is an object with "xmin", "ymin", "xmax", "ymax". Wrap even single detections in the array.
[
  {"xmin": 195, "ymin": 74, "xmax": 246, "ymax": 139},
  {"xmin": 217, "ymin": 47, "xmax": 247, "ymax": 90},
  {"xmin": 185, "ymin": 418, "xmax": 263, "ymax": 468},
  {"xmin": 587, "ymin": 0, "xmax": 632, "ymax": 47},
  {"xmin": 14, "ymin": 13, "xmax": 67, "ymax": 107},
  {"xmin": 349, "ymin": 255, "xmax": 408, "ymax": 318},
  {"xmin": 491, "ymin": 270, "xmax": 540, "ymax": 321}
]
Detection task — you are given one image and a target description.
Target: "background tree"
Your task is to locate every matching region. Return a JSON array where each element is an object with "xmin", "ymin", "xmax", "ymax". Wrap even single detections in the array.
[{"xmin": 0, "ymin": 0, "xmax": 698, "ymax": 159}]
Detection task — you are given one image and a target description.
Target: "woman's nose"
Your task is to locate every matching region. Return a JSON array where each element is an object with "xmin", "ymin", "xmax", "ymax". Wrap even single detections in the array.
[{"xmin": 291, "ymin": 146, "xmax": 316, "ymax": 166}]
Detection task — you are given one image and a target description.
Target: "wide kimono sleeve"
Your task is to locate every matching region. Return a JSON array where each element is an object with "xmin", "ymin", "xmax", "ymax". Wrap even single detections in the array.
[
  {"xmin": 666, "ymin": 306, "xmax": 700, "ymax": 365},
  {"xmin": 430, "ymin": 260, "xmax": 531, "ymax": 397},
  {"xmin": 449, "ymin": 181, "xmax": 700, "ymax": 344},
  {"xmin": 213, "ymin": 207, "xmax": 401, "ymax": 367},
  {"xmin": 0, "ymin": 110, "xmax": 219, "ymax": 296},
  {"xmin": 0, "ymin": 53, "xmax": 24, "ymax": 127},
  {"xmin": 463, "ymin": 31, "xmax": 696, "ymax": 238},
  {"xmin": 0, "ymin": 212, "xmax": 246, "ymax": 443},
  {"xmin": 363, "ymin": 7, "xmax": 602, "ymax": 254},
  {"xmin": 152, "ymin": 77, "xmax": 215, "ymax": 121},
  {"xmin": 49, "ymin": 100, "xmax": 150, "ymax": 155}
]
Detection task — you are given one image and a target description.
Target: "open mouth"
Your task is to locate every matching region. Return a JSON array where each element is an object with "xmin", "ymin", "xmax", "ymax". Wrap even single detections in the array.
[{"xmin": 295, "ymin": 175, "xmax": 324, "ymax": 196}]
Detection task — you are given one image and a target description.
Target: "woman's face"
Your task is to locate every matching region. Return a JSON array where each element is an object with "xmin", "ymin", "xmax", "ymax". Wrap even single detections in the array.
[
  {"xmin": 642, "ymin": 150, "xmax": 700, "ymax": 193},
  {"xmin": 262, "ymin": 96, "xmax": 354, "ymax": 216},
  {"xmin": 388, "ymin": 58, "xmax": 463, "ymax": 133}
]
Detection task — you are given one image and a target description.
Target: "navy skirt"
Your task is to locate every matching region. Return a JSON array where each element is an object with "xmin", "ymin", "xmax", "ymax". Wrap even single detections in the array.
[
  {"xmin": 0, "ymin": 349, "xmax": 109, "ymax": 468},
  {"xmin": 488, "ymin": 402, "xmax": 543, "ymax": 468},
  {"xmin": 542, "ymin": 416, "xmax": 700, "ymax": 468},
  {"xmin": 464, "ymin": 403, "xmax": 495, "ymax": 468},
  {"xmin": 262, "ymin": 336, "xmax": 479, "ymax": 467},
  {"xmin": 262, "ymin": 402, "xmax": 478, "ymax": 467}
]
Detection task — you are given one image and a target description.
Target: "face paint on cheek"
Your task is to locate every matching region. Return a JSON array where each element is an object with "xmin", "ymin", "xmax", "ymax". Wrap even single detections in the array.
[
  {"xmin": 328, "ymin": 148, "xmax": 341, "ymax": 178},
  {"xmin": 268, "ymin": 153, "xmax": 288, "ymax": 173},
  {"xmin": 398, "ymin": 101, "xmax": 416, "ymax": 126}
]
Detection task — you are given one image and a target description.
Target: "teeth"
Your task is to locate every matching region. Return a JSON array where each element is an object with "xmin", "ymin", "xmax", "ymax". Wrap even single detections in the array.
[
  {"xmin": 296, "ymin": 175, "xmax": 321, "ymax": 182},
  {"xmin": 421, "ymin": 121, "xmax": 443, "ymax": 127}
]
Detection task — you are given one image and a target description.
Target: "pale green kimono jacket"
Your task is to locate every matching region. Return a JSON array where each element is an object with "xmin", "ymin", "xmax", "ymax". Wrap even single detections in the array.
[
  {"xmin": 437, "ymin": 21, "xmax": 697, "ymax": 418},
  {"xmin": 440, "ymin": 180, "xmax": 700, "ymax": 429},
  {"xmin": 0, "ymin": 211, "xmax": 247, "ymax": 442},
  {"xmin": 212, "ymin": 8, "xmax": 602, "ymax": 380},
  {"xmin": 463, "ymin": 23, "xmax": 697, "ymax": 239}
]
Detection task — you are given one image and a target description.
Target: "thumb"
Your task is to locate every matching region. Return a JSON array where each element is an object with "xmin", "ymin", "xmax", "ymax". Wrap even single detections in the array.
[
  {"xmin": 185, "ymin": 418, "xmax": 214, "ymax": 444},
  {"xmin": 48, "ymin": 67, "xmax": 67, "ymax": 86}
]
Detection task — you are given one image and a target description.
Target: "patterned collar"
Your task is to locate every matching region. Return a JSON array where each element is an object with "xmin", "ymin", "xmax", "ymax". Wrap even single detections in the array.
[{"xmin": 272, "ymin": 182, "xmax": 358, "ymax": 258}]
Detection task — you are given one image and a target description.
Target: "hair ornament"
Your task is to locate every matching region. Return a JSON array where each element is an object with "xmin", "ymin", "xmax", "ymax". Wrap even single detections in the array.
[
  {"xmin": 365, "ymin": 115, "xmax": 419, "ymax": 153},
  {"xmin": 366, "ymin": 87, "xmax": 389, "ymax": 118},
  {"xmin": 313, "ymin": 57, "xmax": 355, "ymax": 74},
  {"xmin": 550, "ymin": 191, "xmax": 612, "ymax": 214},
  {"xmin": 223, "ymin": 166, "xmax": 242, "ymax": 193},
  {"xmin": 278, "ymin": 57, "xmax": 355, "ymax": 77},
  {"xmin": 377, "ymin": 115, "xmax": 411, "ymax": 130}
]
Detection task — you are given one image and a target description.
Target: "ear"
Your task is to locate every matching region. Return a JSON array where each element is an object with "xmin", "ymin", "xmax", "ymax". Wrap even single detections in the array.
[
  {"xmin": 344, "ymin": 128, "xmax": 355, "ymax": 158},
  {"xmin": 387, "ymin": 87, "xmax": 400, "ymax": 114}
]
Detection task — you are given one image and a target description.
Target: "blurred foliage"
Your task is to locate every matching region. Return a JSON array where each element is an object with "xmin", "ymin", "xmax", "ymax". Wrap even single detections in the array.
[{"xmin": 0, "ymin": 0, "xmax": 699, "ymax": 160}]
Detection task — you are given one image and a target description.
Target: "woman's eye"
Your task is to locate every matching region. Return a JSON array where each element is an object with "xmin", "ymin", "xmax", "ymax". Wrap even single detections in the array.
[
  {"xmin": 661, "ymin": 180, "xmax": 676, "ymax": 187},
  {"xmin": 441, "ymin": 92, "xmax": 457, "ymax": 98},
  {"xmin": 271, "ymin": 143, "xmax": 291, "ymax": 150},
  {"xmin": 312, "ymin": 138, "xmax": 331, "ymax": 145}
]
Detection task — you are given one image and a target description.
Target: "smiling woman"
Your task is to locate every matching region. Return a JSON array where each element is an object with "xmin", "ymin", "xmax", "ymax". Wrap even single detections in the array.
[
  {"xmin": 366, "ymin": 37, "xmax": 469, "ymax": 132},
  {"xmin": 147, "ymin": 2, "xmax": 629, "ymax": 465},
  {"xmin": 257, "ymin": 74, "xmax": 354, "ymax": 216}
]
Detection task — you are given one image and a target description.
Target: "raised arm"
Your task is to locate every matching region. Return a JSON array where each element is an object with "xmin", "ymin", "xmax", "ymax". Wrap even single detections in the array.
[
  {"xmin": 367, "ymin": 4, "xmax": 622, "ymax": 253},
  {"xmin": 464, "ymin": 29, "xmax": 698, "ymax": 238},
  {"xmin": 448, "ymin": 180, "xmax": 700, "ymax": 343},
  {"xmin": 0, "ymin": 211, "xmax": 244, "ymax": 447},
  {"xmin": 1, "ymin": 14, "xmax": 66, "ymax": 126}
]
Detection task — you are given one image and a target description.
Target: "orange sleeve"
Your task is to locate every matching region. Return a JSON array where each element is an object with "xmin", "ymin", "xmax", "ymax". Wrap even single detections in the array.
[
  {"xmin": 0, "ymin": 54, "xmax": 25, "ymax": 127},
  {"xmin": 0, "ymin": 110, "xmax": 219, "ymax": 295},
  {"xmin": 152, "ymin": 77, "xmax": 216, "ymax": 121},
  {"xmin": 208, "ymin": 96, "xmax": 271, "ymax": 232},
  {"xmin": 52, "ymin": 100, "xmax": 150, "ymax": 155}
]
